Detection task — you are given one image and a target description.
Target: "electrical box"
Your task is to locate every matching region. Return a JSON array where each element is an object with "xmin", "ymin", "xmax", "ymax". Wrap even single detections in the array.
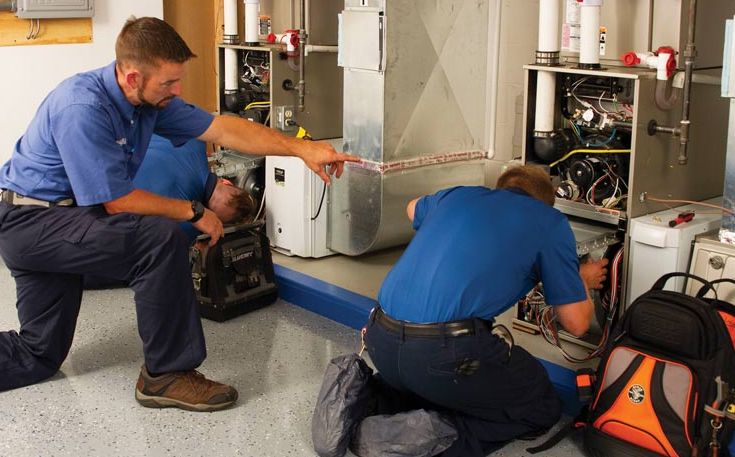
[{"xmin": 15, "ymin": 0, "xmax": 94, "ymax": 19}]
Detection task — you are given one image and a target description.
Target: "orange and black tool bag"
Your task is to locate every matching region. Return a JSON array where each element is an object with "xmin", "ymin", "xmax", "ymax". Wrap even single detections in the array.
[
  {"xmin": 584, "ymin": 273, "xmax": 735, "ymax": 457},
  {"xmin": 529, "ymin": 273, "xmax": 735, "ymax": 457}
]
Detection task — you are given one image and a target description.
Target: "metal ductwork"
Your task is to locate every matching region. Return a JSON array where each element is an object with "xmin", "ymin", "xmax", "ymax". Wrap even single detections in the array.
[
  {"xmin": 719, "ymin": 17, "xmax": 735, "ymax": 244},
  {"xmin": 330, "ymin": 0, "xmax": 488, "ymax": 255}
]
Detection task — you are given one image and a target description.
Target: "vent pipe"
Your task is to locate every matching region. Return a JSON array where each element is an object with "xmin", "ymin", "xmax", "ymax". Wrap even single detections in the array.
[
  {"xmin": 579, "ymin": 0, "xmax": 603, "ymax": 69},
  {"xmin": 533, "ymin": 0, "xmax": 562, "ymax": 161},
  {"xmin": 223, "ymin": 0, "xmax": 238, "ymax": 44}
]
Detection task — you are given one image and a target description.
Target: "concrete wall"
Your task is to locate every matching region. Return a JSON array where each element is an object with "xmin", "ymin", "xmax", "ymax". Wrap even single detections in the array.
[{"xmin": 0, "ymin": 0, "xmax": 163, "ymax": 164}]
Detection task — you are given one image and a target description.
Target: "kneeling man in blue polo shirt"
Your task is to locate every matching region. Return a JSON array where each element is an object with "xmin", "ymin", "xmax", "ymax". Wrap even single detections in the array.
[
  {"xmin": 364, "ymin": 166, "xmax": 608, "ymax": 456},
  {"xmin": 0, "ymin": 17, "xmax": 358, "ymax": 411}
]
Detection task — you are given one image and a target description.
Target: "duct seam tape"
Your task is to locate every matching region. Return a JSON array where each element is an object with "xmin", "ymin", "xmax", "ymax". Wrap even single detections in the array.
[{"xmin": 349, "ymin": 151, "xmax": 487, "ymax": 174}]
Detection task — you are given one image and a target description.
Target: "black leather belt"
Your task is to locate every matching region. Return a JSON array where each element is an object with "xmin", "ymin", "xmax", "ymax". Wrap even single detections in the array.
[
  {"xmin": 0, "ymin": 190, "xmax": 74, "ymax": 208},
  {"xmin": 372, "ymin": 306, "xmax": 493, "ymax": 338}
]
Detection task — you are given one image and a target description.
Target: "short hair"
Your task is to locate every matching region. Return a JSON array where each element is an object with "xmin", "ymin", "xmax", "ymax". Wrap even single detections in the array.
[
  {"xmin": 227, "ymin": 189, "xmax": 257, "ymax": 223},
  {"xmin": 496, "ymin": 165, "xmax": 555, "ymax": 206},
  {"xmin": 115, "ymin": 17, "xmax": 196, "ymax": 69}
]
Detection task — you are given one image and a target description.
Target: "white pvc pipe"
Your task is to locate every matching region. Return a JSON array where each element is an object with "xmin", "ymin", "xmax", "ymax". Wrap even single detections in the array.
[
  {"xmin": 224, "ymin": 0, "xmax": 238, "ymax": 42},
  {"xmin": 580, "ymin": 3, "xmax": 602, "ymax": 66},
  {"xmin": 538, "ymin": 0, "xmax": 560, "ymax": 52},
  {"xmin": 534, "ymin": 0, "xmax": 561, "ymax": 134},
  {"xmin": 224, "ymin": 48, "xmax": 239, "ymax": 93},
  {"xmin": 244, "ymin": 0, "xmax": 260, "ymax": 45},
  {"xmin": 534, "ymin": 71, "xmax": 556, "ymax": 132}
]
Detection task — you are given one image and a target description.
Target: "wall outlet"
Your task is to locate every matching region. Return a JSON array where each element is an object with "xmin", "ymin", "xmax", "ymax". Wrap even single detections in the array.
[{"xmin": 274, "ymin": 105, "xmax": 297, "ymax": 132}]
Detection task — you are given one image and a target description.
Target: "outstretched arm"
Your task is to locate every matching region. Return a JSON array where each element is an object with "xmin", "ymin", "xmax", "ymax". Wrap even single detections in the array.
[{"xmin": 198, "ymin": 115, "xmax": 360, "ymax": 184}]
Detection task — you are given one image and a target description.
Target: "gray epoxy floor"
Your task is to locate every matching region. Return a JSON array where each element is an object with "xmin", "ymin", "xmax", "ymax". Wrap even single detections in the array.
[{"xmin": 0, "ymin": 262, "xmax": 583, "ymax": 456}]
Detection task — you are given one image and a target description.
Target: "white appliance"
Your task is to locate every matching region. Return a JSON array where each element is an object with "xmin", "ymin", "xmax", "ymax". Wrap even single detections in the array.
[
  {"xmin": 264, "ymin": 139, "xmax": 341, "ymax": 258},
  {"xmin": 687, "ymin": 233, "xmax": 735, "ymax": 302},
  {"xmin": 627, "ymin": 197, "xmax": 723, "ymax": 304}
]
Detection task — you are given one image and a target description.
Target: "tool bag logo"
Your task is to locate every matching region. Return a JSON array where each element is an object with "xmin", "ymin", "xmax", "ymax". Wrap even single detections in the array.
[{"xmin": 627, "ymin": 384, "xmax": 644, "ymax": 404}]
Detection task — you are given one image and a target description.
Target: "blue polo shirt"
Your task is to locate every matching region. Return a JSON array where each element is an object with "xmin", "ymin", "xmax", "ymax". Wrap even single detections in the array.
[
  {"xmin": 0, "ymin": 61, "xmax": 214, "ymax": 206},
  {"xmin": 378, "ymin": 186, "xmax": 586, "ymax": 323}
]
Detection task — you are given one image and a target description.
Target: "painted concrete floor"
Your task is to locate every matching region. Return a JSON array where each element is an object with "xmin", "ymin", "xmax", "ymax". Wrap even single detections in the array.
[{"xmin": 0, "ymin": 262, "xmax": 584, "ymax": 456}]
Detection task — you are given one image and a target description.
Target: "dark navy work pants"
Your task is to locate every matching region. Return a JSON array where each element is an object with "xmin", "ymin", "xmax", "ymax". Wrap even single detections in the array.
[
  {"xmin": 365, "ymin": 315, "xmax": 561, "ymax": 457},
  {"xmin": 0, "ymin": 202, "xmax": 206, "ymax": 391}
]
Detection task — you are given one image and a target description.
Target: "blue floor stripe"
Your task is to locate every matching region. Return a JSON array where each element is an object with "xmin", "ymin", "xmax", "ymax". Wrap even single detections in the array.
[{"xmin": 275, "ymin": 263, "xmax": 582, "ymax": 416}]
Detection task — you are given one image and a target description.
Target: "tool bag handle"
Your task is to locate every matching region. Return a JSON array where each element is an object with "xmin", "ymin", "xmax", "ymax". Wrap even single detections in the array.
[
  {"xmin": 696, "ymin": 278, "xmax": 735, "ymax": 299},
  {"xmin": 651, "ymin": 272, "xmax": 718, "ymax": 299}
]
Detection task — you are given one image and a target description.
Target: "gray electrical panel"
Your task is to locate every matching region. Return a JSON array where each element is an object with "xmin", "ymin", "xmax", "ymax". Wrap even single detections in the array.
[{"xmin": 15, "ymin": 0, "xmax": 94, "ymax": 19}]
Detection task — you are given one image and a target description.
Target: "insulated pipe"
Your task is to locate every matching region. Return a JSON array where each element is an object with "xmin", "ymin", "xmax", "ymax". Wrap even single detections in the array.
[
  {"xmin": 223, "ymin": 0, "xmax": 238, "ymax": 44},
  {"xmin": 579, "ymin": 0, "xmax": 603, "ymax": 69},
  {"xmin": 244, "ymin": 0, "xmax": 259, "ymax": 45}
]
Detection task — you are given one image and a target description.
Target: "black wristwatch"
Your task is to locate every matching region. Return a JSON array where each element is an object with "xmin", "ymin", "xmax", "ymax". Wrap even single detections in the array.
[{"xmin": 189, "ymin": 200, "xmax": 205, "ymax": 223}]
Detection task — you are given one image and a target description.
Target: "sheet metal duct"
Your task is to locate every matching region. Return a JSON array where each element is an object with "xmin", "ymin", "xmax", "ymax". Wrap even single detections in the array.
[
  {"xmin": 719, "ymin": 17, "xmax": 735, "ymax": 244},
  {"xmin": 330, "ymin": 0, "xmax": 488, "ymax": 255}
]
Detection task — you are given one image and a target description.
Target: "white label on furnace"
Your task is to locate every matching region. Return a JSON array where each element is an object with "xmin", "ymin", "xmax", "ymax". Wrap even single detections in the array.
[
  {"xmin": 562, "ymin": 23, "xmax": 581, "ymax": 52},
  {"xmin": 565, "ymin": 0, "xmax": 581, "ymax": 24}
]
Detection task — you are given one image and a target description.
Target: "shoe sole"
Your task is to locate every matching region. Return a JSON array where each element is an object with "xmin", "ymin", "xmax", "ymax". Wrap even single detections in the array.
[{"xmin": 135, "ymin": 389, "xmax": 236, "ymax": 412}]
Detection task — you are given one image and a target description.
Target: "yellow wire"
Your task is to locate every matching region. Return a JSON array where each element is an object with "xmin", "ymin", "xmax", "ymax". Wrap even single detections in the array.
[
  {"xmin": 244, "ymin": 101, "xmax": 271, "ymax": 111},
  {"xmin": 548, "ymin": 148, "xmax": 631, "ymax": 169}
]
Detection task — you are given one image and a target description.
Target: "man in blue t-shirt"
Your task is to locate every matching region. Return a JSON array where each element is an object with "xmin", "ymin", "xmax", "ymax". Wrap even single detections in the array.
[
  {"xmin": 0, "ymin": 17, "xmax": 358, "ymax": 411},
  {"xmin": 363, "ymin": 166, "xmax": 608, "ymax": 456},
  {"xmin": 83, "ymin": 135, "xmax": 256, "ymax": 289},
  {"xmin": 132, "ymin": 135, "xmax": 255, "ymax": 241}
]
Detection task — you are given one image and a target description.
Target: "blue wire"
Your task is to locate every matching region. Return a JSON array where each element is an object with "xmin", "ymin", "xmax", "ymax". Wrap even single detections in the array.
[{"xmin": 585, "ymin": 128, "xmax": 617, "ymax": 147}]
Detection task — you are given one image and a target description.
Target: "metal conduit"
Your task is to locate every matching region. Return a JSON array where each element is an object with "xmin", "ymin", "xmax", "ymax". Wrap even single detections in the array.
[
  {"xmin": 678, "ymin": 0, "xmax": 698, "ymax": 165},
  {"xmin": 297, "ymin": 0, "xmax": 306, "ymax": 111}
]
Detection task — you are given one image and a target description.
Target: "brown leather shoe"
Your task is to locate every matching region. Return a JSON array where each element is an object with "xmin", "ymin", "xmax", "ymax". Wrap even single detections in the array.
[{"xmin": 135, "ymin": 366, "xmax": 238, "ymax": 412}]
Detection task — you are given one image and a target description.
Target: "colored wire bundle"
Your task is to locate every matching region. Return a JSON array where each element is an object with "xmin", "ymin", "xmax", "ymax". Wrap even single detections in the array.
[{"xmin": 537, "ymin": 245, "xmax": 625, "ymax": 363}]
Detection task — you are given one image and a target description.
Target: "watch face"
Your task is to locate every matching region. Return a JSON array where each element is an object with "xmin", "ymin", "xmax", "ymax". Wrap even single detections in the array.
[{"xmin": 191, "ymin": 201, "xmax": 205, "ymax": 221}]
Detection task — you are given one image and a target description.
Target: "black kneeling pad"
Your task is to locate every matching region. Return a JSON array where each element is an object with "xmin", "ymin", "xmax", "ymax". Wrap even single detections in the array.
[
  {"xmin": 312, "ymin": 353, "xmax": 374, "ymax": 457},
  {"xmin": 350, "ymin": 409, "xmax": 458, "ymax": 457}
]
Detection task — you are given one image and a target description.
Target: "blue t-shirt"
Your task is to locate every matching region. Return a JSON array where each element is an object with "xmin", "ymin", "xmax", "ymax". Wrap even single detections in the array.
[
  {"xmin": 0, "ymin": 61, "xmax": 214, "ymax": 206},
  {"xmin": 378, "ymin": 186, "xmax": 586, "ymax": 323},
  {"xmin": 133, "ymin": 135, "xmax": 211, "ymax": 240}
]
